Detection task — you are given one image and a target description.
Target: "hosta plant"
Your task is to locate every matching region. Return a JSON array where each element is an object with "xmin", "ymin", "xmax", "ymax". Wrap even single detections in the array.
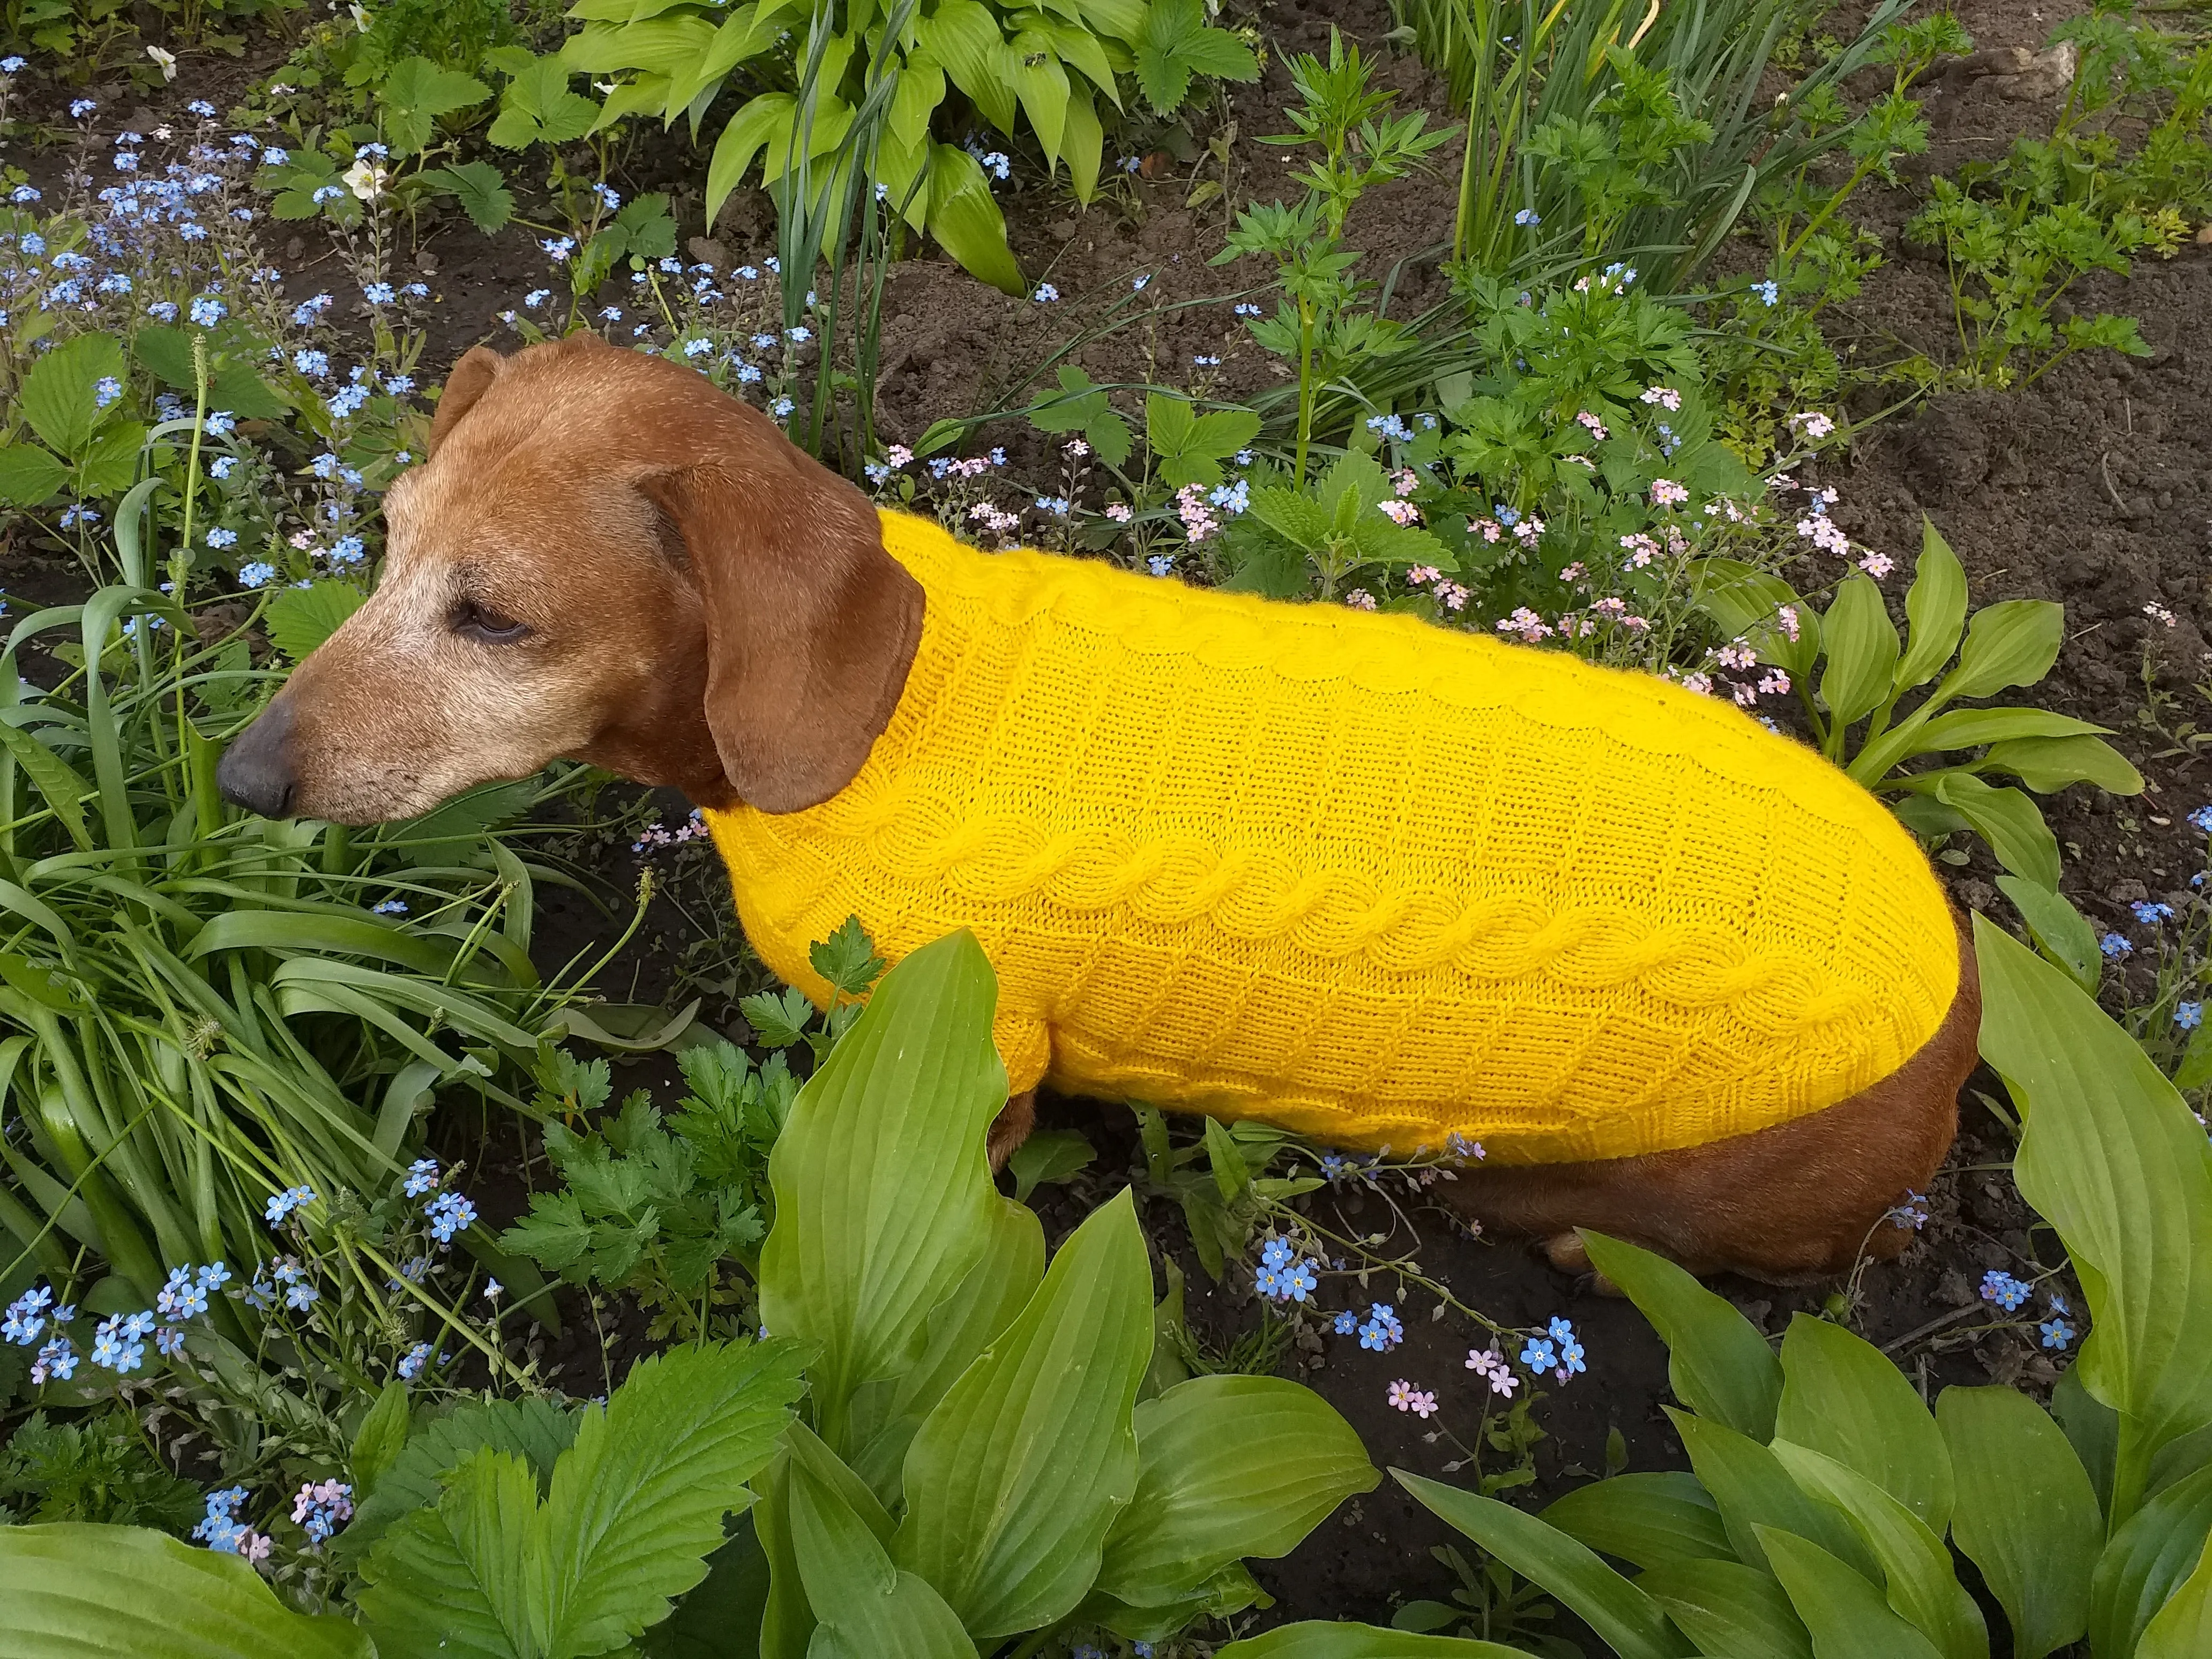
[
  {"xmin": 1698, "ymin": 518, "xmax": 2141, "ymax": 984},
  {"xmin": 1321, "ymin": 918, "xmax": 2212, "ymax": 1659},
  {"xmin": 556, "ymin": 0, "xmax": 1258, "ymax": 294},
  {"xmin": 736, "ymin": 928, "xmax": 1381, "ymax": 1653}
]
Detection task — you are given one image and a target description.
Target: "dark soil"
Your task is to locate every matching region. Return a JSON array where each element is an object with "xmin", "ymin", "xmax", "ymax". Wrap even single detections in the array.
[{"xmin": 5, "ymin": 0, "xmax": 2202, "ymax": 1639}]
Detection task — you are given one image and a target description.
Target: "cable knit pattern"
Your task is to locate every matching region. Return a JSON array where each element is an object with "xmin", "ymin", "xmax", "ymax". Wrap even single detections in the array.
[{"xmin": 705, "ymin": 510, "xmax": 1960, "ymax": 1164}]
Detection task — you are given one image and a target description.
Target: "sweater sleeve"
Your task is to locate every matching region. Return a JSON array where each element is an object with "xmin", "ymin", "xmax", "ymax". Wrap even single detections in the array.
[{"xmin": 993, "ymin": 1008, "xmax": 1051, "ymax": 1097}]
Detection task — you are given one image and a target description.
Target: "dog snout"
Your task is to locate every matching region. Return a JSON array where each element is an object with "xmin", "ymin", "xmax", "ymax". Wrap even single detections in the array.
[{"xmin": 217, "ymin": 698, "xmax": 301, "ymax": 818}]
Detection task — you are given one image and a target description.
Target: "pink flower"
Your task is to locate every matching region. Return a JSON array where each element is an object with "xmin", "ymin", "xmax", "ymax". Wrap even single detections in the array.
[
  {"xmin": 1065, "ymin": 437, "xmax": 1090, "ymax": 458},
  {"xmin": 1640, "ymin": 386, "xmax": 1682, "ymax": 411},
  {"xmin": 1791, "ymin": 411, "xmax": 1836, "ymax": 439},
  {"xmin": 1575, "ymin": 410, "xmax": 1608, "ymax": 441},
  {"xmin": 1513, "ymin": 516, "xmax": 1545, "ymax": 547},
  {"xmin": 1776, "ymin": 604, "xmax": 1800, "ymax": 641},
  {"xmin": 243, "ymin": 1530, "xmax": 271, "ymax": 1563},
  {"xmin": 1104, "ymin": 502, "xmax": 1132, "ymax": 522},
  {"xmin": 1619, "ymin": 533, "xmax": 1659, "ymax": 569},
  {"xmin": 885, "ymin": 444, "xmax": 913, "ymax": 467},
  {"xmin": 1436, "ymin": 580, "xmax": 1469, "ymax": 612},
  {"xmin": 2146, "ymin": 602, "xmax": 2178, "ymax": 628},
  {"xmin": 1345, "ymin": 588, "xmax": 1378, "ymax": 611},
  {"xmin": 1650, "ymin": 479, "xmax": 1688, "ymax": 507},
  {"xmin": 1858, "ymin": 551, "xmax": 1894, "ymax": 578},
  {"xmin": 1474, "ymin": 518, "xmax": 1503, "ymax": 543},
  {"xmin": 1387, "ymin": 1379, "xmax": 1416, "ymax": 1410},
  {"xmin": 1393, "ymin": 468, "xmax": 1418, "ymax": 497},
  {"xmin": 1758, "ymin": 671, "xmax": 1791, "ymax": 695},
  {"xmin": 1717, "ymin": 644, "xmax": 1756, "ymax": 670},
  {"xmin": 1409, "ymin": 1390, "xmax": 1439, "ymax": 1418},
  {"xmin": 1466, "ymin": 1348, "xmax": 1520, "ymax": 1397},
  {"xmin": 1378, "ymin": 499, "xmax": 1421, "ymax": 526},
  {"xmin": 1681, "ymin": 671, "xmax": 1713, "ymax": 695},
  {"xmin": 1496, "ymin": 607, "xmax": 1552, "ymax": 643},
  {"xmin": 1407, "ymin": 565, "xmax": 1439, "ymax": 585},
  {"xmin": 1560, "ymin": 562, "xmax": 1587, "ymax": 584}
]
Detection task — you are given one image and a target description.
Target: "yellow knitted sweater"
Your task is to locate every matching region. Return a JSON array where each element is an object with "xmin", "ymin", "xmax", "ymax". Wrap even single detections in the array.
[{"xmin": 704, "ymin": 510, "xmax": 1958, "ymax": 1164}]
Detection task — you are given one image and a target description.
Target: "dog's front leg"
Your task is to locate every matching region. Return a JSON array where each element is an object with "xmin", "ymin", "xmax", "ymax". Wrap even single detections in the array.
[{"xmin": 987, "ymin": 1089, "xmax": 1037, "ymax": 1172}]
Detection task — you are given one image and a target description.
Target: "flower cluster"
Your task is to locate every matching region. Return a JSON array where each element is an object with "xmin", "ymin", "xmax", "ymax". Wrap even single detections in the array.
[
  {"xmin": 194, "ymin": 1486, "xmax": 270, "ymax": 1560},
  {"xmin": 1466, "ymin": 1345, "xmax": 1520, "ymax": 1396},
  {"xmin": 1254, "ymin": 1235, "xmax": 1319, "ymax": 1303},
  {"xmin": 1518, "ymin": 1316, "xmax": 1587, "ymax": 1383},
  {"xmin": 1387, "ymin": 1378, "xmax": 1439, "ymax": 1418},
  {"xmin": 1979, "ymin": 1269, "xmax": 2031, "ymax": 1312},
  {"xmin": 292, "ymin": 1478, "xmax": 354, "ymax": 1546},
  {"xmin": 632, "ymin": 806, "xmax": 708, "ymax": 853}
]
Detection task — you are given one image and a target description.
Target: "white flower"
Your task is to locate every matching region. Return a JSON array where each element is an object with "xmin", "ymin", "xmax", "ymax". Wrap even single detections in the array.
[
  {"xmin": 146, "ymin": 45, "xmax": 177, "ymax": 80},
  {"xmin": 348, "ymin": 1, "xmax": 370, "ymax": 27},
  {"xmin": 342, "ymin": 159, "xmax": 388, "ymax": 201}
]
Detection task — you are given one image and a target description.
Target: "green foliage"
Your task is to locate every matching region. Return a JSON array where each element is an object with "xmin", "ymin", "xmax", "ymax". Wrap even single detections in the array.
[
  {"xmin": 1695, "ymin": 518, "xmax": 2141, "ymax": 916},
  {"xmin": 1, "ymin": 332, "xmax": 147, "ymax": 506},
  {"xmin": 1131, "ymin": 1105, "xmax": 1320, "ymax": 1281},
  {"xmin": 1215, "ymin": 28, "xmax": 1456, "ymax": 480},
  {"xmin": 0, "ymin": 487, "xmax": 566, "ymax": 1312},
  {"xmin": 353, "ymin": 1339, "xmax": 808, "ymax": 1657},
  {"xmin": 348, "ymin": 0, "xmax": 519, "ymax": 86},
  {"xmin": 1145, "ymin": 391, "xmax": 1260, "ymax": 490},
  {"xmin": 498, "ymin": 1038, "xmax": 795, "ymax": 1341},
  {"xmin": 1224, "ymin": 451, "xmax": 1452, "ymax": 601},
  {"xmin": 0, "ymin": 1522, "xmax": 372, "ymax": 1657},
  {"xmin": 376, "ymin": 56, "xmax": 494, "ymax": 158},
  {"xmin": 0, "ymin": 1407, "xmax": 202, "ymax": 1530},
  {"xmin": 1375, "ymin": 919, "xmax": 2212, "ymax": 1658},
  {"xmin": 736, "ymin": 930, "xmax": 1376, "ymax": 1651},
  {"xmin": 562, "ymin": 0, "xmax": 1252, "ymax": 296}
]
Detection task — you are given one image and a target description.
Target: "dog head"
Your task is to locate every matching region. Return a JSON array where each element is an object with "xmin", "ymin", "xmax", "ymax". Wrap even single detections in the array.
[{"xmin": 216, "ymin": 335, "xmax": 923, "ymax": 823}]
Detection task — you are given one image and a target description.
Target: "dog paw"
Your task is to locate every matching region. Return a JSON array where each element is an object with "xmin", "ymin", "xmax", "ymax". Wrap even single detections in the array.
[{"xmin": 1540, "ymin": 1231, "xmax": 1591, "ymax": 1275}]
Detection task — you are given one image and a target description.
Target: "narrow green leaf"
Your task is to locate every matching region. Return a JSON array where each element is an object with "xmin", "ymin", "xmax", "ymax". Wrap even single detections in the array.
[
  {"xmin": 1931, "ymin": 772, "xmax": 2061, "ymax": 890},
  {"xmin": 351, "ymin": 1381, "xmax": 414, "ymax": 1499},
  {"xmin": 758, "ymin": 929, "xmax": 1007, "ymax": 1453},
  {"xmin": 1639, "ymin": 1557, "xmax": 1813, "ymax": 1659},
  {"xmin": 1666, "ymin": 1409, "xmax": 1878, "ymax": 1582},
  {"xmin": 1759, "ymin": 1526, "xmax": 1945, "ymax": 1659},
  {"xmin": 1579, "ymin": 1231, "xmax": 1782, "ymax": 1441},
  {"xmin": 1540, "ymin": 1472, "xmax": 1734, "ymax": 1572},
  {"xmin": 1008, "ymin": 1127, "xmax": 1094, "ymax": 1202},
  {"xmin": 787, "ymin": 1458, "xmax": 977, "ymax": 1659},
  {"xmin": 1095, "ymin": 1375, "xmax": 1378, "ymax": 1605},
  {"xmin": 1979, "ymin": 735, "xmax": 2143, "ymax": 795},
  {"xmin": 893, "ymin": 1188, "xmax": 1152, "ymax": 1640},
  {"xmin": 0, "ymin": 1525, "xmax": 373, "ymax": 1658},
  {"xmin": 1994, "ymin": 876, "xmax": 2099, "ymax": 993},
  {"xmin": 1769, "ymin": 1440, "xmax": 1987, "ymax": 1659},
  {"xmin": 1393, "ymin": 1471, "xmax": 1695, "ymax": 1659},
  {"xmin": 0, "ymin": 720, "xmax": 94, "ymax": 853},
  {"xmin": 2137, "ymin": 1529, "xmax": 2212, "ymax": 1659},
  {"xmin": 2089, "ymin": 1462, "xmax": 2212, "ymax": 1659},
  {"xmin": 1895, "ymin": 520, "xmax": 1968, "ymax": 691},
  {"xmin": 1818, "ymin": 575, "xmax": 1900, "ymax": 731},
  {"xmin": 1915, "ymin": 707, "xmax": 2113, "ymax": 750},
  {"xmin": 1938, "ymin": 1384, "xmax": 2098, "ymax": 1659},
  {"xmin": 1774, "ymin": 1314, "xmax": 1953, "ymax": 1531}
]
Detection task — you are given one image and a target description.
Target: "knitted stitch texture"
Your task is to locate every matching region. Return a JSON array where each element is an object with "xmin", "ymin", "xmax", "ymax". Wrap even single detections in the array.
[{"xmin": 705, "ymin": 510, "xmax": 1960, "ymax": 1164}]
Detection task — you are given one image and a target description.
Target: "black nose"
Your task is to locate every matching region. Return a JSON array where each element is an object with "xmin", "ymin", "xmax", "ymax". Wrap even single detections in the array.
[{"xmin": 217, "ymin": 698, "xmax": 300, "ymax": 818}]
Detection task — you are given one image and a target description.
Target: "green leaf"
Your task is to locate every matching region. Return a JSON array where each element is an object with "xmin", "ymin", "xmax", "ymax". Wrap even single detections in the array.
[
  {"xmin": 208, "ymin": 362, "xmax": 289, "ymax": 420},
  {"xmin": 1135, "ymin": 0, "xmax": 1259, "ymax": 114},
  {"xmin": 1008, "ymin": 1127, "xmax": 1094, "ymax": 1203},
  {"xmin": 1937, "ymin": 1385, "xmax": 2098, "ymax": 1659},
  {"xmin": 76, "ymin": 420, "xmax": 146, "ymax": 496},
  {"xmin": 352, "ymin": 1380, "xmax": 415, "ymax": 1498},
  {"xmin": 1774, "ymin": 1314, "xmax": 1952, "ymax": 1531},
  {"xmin": 1994, "ymin": 875, "xmax": 2099, "ymax": 993},
  {"xmin": 1818, "ymin": 575, "xmax": 1900, "ymax": 732},
  {"xmin": 809, "ymin": 915, "xmax": 884, "ymax": 998},
  {"xmin": 1930, "ymin": 772, "xmax": 2061, "ymax": 890},
  {"xmin": 2089, "ymin": 1462, "xmax": 2212, "ymax": 1659},
  {"xmin": 1146, "ymin": 392, "xmax": 1259, "ymax": 489},
  {"xmin": 263, "ymin": 580, "xmax": 365, "ymax": 661},
  {"xmin": 1095, "ymin": 1375, "xmax": 1378, "ymax": 1605},
  {"xmin": 1638, "ymin": 1558, "xmax": 1813, "ymax": 1659},
  {"xmin": 705, "ymin": 92, "xmax": 796, "ymax": 225},
  {"xmin": 133, "ymin": 323, "xmax": 197, "ymax": 389},
  {"xmin": 0, "ymin": 1525, "xmax": 373, "ymax": 1657},
  {"xmin": 1769, "ymin": 1441, "xmax": 1987, "ymax": 1659},
  {"xmin": 1895, "ymin": 520, "xmax": 1969, "ymax": 691},
  {"xmin": 1666, "ymin": 1408, "xmax": 1877, "ymax": 1581},
  {"xmin": 357, "ymin": 1446, "xmax": 542, "ymax": 1659},
  {"xmin": 1973, "ymin": 916, "xmax": 2212, "ymax": 1520},
  {"xmin": 340, "ymin": 1396, "xmax": 580, "ymax": 1561},
  {"xmin": 379, "ymin": 55, "xmax": 494, "ymax": 156},
  {"xmin": 0, "ymin": 443, "xmax": 68, "ymax": 507},
  {"xmin": 643, "ymin": 1513, "xmax": 769, "ymax": 1659},
  {"xmin": 2138, "ymin": 1530, "xmax": 2212, "ymax": 1659},
  {"xmin": 1944, "ymin": 600, "xmax": 2064, "ymax": 701},
  {"xmin": 21, "ymin": 332, "xmax": 125, "ymax": 461},
  {"xmin": 757, "ymin": 930, "xmax": 1008, "ymax": 1452},
  {"xmin": 787, "ymin": 1457, "xmax": 978, "ymax": 1658},
  {"xmin": 0, "ymin": 719, "xmax": 95, "ymax": 853},
  {"xmin": 1758, "ymin": 1526, "xmax": 1945, "ymax": 1659},
  {"xmin": 918, "ymin": 0, "xmax": 1015, "ymax": 132},
  {"xmin": 1979, "ymin": 734, "xmax": 2143, "ymax": 795},
  {"xmin": 1540, "ymin": 1472, "xmax": 1734, "ymax": 1572},
  {"xmin": 1579, "ymin": 1230, "xmax": 1782, "ymax": 1441},
  {"xmin": 1215, "ymin": 1625, "xmax": 1528, "ymax": 1657},
  {"xmin": 489, "ymin": 55, "xmax": 601, "ymax": 149},
  {"xmin": 893, "ymin": 1189, "xmax": 1153, "ymax": 1639},
  {"xmin": 424, "ymin": 161, "xmax": 517, "ymax": 234},
  {"xmin": 924, "ymin": 143, "xmax": 1026, "ymax": 295},
  {"xmin": 1393, "ymin": 1471, "xmax": 1695, "ymax": 1659}
]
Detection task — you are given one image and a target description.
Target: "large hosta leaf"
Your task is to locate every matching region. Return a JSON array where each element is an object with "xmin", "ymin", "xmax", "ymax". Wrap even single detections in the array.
[
  {"xmin": 893, "ymin": 1187, "xmax": 1152, "ymax": 1639},
  {"xmin": 1774, "ymin": 1313, "xmax": 1953, "ymax": 1531},
  {"xmin": 1095, "ymin": 1374, "xmax": 1377, "ymax": 1605},
  {"xmin": 1939, "ymin": 1383, "xmax": 2098, "ymax": 1659},
  {"xmin": 758, "ymin": 929, "xmax": 1007, "ymax": 1454},
  {"xmin": 0, "ymin": 1524, "xmax": 372, "ymax": 1658},
  {"xmin": 787, "ymin": 1458, "xmax": 977, "ymax": 1659}
]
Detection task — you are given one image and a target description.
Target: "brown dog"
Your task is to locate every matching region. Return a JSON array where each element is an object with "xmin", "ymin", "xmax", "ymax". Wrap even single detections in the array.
[{"xmin": 219, "ymin": 335, "xmax": 1976, "ymax": 1281}]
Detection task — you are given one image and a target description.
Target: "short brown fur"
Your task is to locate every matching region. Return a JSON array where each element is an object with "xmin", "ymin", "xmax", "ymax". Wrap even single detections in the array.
[{"xmin": 220, "ymin": 339, "xmax": 1975, "ymax": 1283}]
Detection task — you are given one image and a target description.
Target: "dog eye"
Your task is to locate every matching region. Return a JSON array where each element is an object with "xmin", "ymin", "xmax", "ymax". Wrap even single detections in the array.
[{"xmin": 452, "ymin": 599, "xmax": 529, "ymax": 644}]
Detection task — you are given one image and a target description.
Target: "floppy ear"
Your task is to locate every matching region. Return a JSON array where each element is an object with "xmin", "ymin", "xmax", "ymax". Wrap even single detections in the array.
[
  {"xmin": 429, "ymin": 346, "xmax": 504, "ymax": 455},
  {"xmin": 641, "ymin": 438, "xmax": 923, "ymax": 813}
]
